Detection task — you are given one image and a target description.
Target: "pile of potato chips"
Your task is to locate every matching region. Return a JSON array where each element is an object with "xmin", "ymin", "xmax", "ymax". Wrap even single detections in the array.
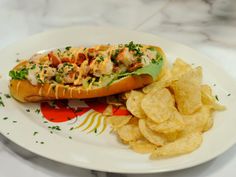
[{"xmin": 107, "ymin": 58, "xmax": 225, "ymax": 159}]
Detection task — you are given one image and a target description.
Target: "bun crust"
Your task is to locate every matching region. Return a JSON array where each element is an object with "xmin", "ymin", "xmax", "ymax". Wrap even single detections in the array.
[{"xmin": 10, "ymin": 75, "xmax": 152, "ymax": 102}]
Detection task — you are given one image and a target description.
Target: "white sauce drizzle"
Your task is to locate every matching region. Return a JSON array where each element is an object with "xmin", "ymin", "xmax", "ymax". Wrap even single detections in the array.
[
  {"xmin": 16, "ymin": 81, "xmax": 21, "ymax": 95},
  {"xmin": 55, "ymin": 85, "xmax": 59, "ymax": 99}
]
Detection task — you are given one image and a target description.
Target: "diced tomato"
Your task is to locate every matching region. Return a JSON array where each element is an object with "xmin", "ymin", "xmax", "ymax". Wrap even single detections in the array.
[
  {"xmin": 48, "ymin": 52, "xmax": 61, "ymax": 67},
  {"xmin": 128, "ymin": 62, "xmax": 143, "ymax": 72},
  {"xmin": 77, "ymin": 53, "xmax": 86, "ymax": 65},
  {"xmin": 61, "ymin": 57, "xmax": 70, "ymax": 63}
]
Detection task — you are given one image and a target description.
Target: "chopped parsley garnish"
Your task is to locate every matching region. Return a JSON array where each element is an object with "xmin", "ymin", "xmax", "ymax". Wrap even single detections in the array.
[
  {"xmin": 9, "ymin": 68, "xmax": 28, "ymax": 80},
  {"xmin": 0, "ymin": 96, "xmax": 5, "ymax": 107},
  {"xmin": 94, "ymin": 128, "xmax": 97, "ymax": 133},
  {"xmin": 125, "ymin": 41, "xmax": 143, "ymax": 57},
  {"xmin": 65, "ymin": 46, "xmax": 71, "ymax": 50},
  {"xmin": 16, "ymin": 59, "xmax": 20, "ymax": 62},
  {"xmin": 35, "ymin": 109, "xmax": 40, "ymax": 114},
  {"xmin": 43, "ymin": 121, "xmax": 48, "ymax": 123},
  {"xmin": 3, "ymin": 117, "xmax": 8, "ymax": 120},
  {"xmin": 30, "ymin": 64, "xmax": 36, "ymax": 70},
  {"xmin": 48, "ymin": 126, "xmax": 61, "ymax": 131},
  {"xmin": 215, "ymin": 95, "xmax": 219, "ymax": 101},
  {"xmin": 69, "ymin": 127, "xmax": 74, "ymax": 131},
  {"xmin": 40, "ymin": 142, "xmax": 44, "ymax": 144},
  {"xmin": 227, "ymin": 93, "xmax": 231, "ymax": 96},
  {"xmin": 55, "ymin": 75, "xmax": 62, "ymax": 83},
  {"xmin": 69, "ymin": 136, "xmax": 72, "ymax": 139},
  {"xmin": 33, "ymin": 132, "xmax": 38, "ymax": 136},
  {"xmin": 97, "ymin": 56, "xmax": 104, "ymax": 63},
  {"xmin": 26, "ymin": 109, "xmax": 30, "ymax": 112},
  {"xmin": 111, "ymin": 49, "xmax": 120, "ymax": 64},
  {"xmin": 12, "ymin": 120, "xmax": 17, "ymax": 123},
  {"xmin": 4, "ymin": 94, "xmax": 11, "ymax": 98}
]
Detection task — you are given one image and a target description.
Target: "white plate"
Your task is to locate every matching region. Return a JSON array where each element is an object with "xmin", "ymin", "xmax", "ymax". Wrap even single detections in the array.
[{"xmin": 0, "ymin": 26, "xmax": 236, "ymax": 174}]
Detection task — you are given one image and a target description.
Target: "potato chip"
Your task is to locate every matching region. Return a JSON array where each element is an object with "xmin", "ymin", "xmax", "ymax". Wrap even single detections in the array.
[
  {"xmin": 171, "ymin": 58, "xmax": 192, "ymax": 79},
  {"xmin": 163, "ymin": 131, "xmax": 180, "ymax": 142},
  {"xmin": 202, "ymin": 116, "xmax": 213, "ymax": 132},
  {"xmin": 117, "ymin": 124, "xmax": 143, "ymax": 142},
  {"xmin": 171, "ymin": 67, "xmax": 202, "ymax": 115},
  {"xmin": 183, "ymin": 106, "xmax": 212, "ymax": 133},
  {"xmin": 142, "ymin": 76, "xmax": 174, "ymax": 94},
  {"xmin": 141, "ymin": 88, "xmax": 174, "ymax": 123},
  {"xmin": 103, "ymin": 105, "xmax": 113, "ymax": 116},
  {"xmin": 201, "ymin": 84, "xmax": 225, "ymax": 111},
  {"xmin": 126, "ymin": 90, "xmax": 146, "ymax": 119},
  {"xmin": 139, "ymin": 119, "xmax": 166, "ymax": 146},
  {"xmin": 107, "ymin": 115, "xmax": 132, "ymax": 130},
  {"xmin": 129, "ymin": 139, "xmax": 156, "ymax": 154},
  {"xmin": 146, "ymin": 108, "xmax": 185, "ymax": 134},
  {"xmin": 150, "ymin": 132, "xmax": 202, "ymax": 159}
]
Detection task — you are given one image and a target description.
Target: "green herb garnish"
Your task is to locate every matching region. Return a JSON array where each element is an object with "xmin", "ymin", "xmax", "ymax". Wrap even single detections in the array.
[
  {"xmin": 215, "ymin": 95, "xmax": 219, "ymax": 101},
  {"xmin": 33, "ymin": 132, "xmax": 38, "ymax": 136},
  {"xmin": 35, "ymin": 109, "xmax": 40, "ymax": 114},
  {"xmin": 26, "ymin": 109, "xmax": 30, "ymax": 112},
  {"xmin": 3, "ymin": 117, "xmax": 8, "ymax": 120},
  {"xmin": 48, "ymin": 126, "xmax": 61, "ymax": 131},
  {"xmin": 125, "ymin": 41, "xmax": 143, "ymax": 57},
  {"xmin": 4, "ymin": 94, "xmax": 11, "ymax": 99},
  {"xmin": 65, "ymin": 46, "xmax": 71, "ymax": 50},
  {"xmin": 12, "ymin": 120, "xmax": 17, "ymax": 123},
  {"xmin": 69, "ymin": 136, "xmax": 72, "ymax": 139},
  {"xmin": 0, "ymin": 96, "xmax": 5, "ymax": 107},
  {"xmin": 9, "ymin": 68, "xmax": 28, "ymax": 80}
]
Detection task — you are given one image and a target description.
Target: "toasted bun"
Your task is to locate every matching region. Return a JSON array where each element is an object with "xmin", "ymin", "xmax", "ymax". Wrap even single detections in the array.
[
  {"xmin": 9, "ymin": 45, "xmax": 166, "ymax": 102},
  {"xmin": 9, "ymin": 75, "xmax": 152, "ymax": 102}
]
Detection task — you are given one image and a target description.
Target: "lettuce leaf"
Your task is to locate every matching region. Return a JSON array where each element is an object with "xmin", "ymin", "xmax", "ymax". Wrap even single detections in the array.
[{"xmin": 118, "ymin": 58, "xmax": 163, "ymax": 81}]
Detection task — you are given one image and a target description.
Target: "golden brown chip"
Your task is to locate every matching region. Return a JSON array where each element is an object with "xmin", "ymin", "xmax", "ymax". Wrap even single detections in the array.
[
  {"xmin": 103, "ymin": 105, "xmax": 113, "ymax": 116},
  {"xmin": 141, "ymin": 88, "xmax": 175, "ymax": 123},
  {"xmin": 117, "ymin": 124, "xmax": 143, "ymax": 142},
  {"xmin": 139, "ymin": 119, "xmax": 166, "ymax": 146},
  {"xmin": 107, "ymin": 115, "xmax": 132, "ymax": 130},
  {"xmin": 126, "ymin": 90, "xmax": 146, "ymax": 119},
  {"xmin": 202, "ymin": 116, "xmax": 214, "ymax": 132},
  {"xmin": 201, "ymin": 84, "xmax": 225, "ymax": 111},
  {"xmin": 171, "ymin": 58, "xmax": 192, "ymax": 79},
  {"xmin": 171, "ymin": 66, "xmax": 202, "ymax": 115},
  {"xmin": 183, "ymin": 106, "xmax": 212, "ymax": 133},
  {"xmin": 146, "ymin": 108, "xmax": 185, "ymax": 134},
  {"xmin": 129, "ymin": 139, "xmax": 156, "ymax": 154},
  {"xmin": 150, "ymin": 132, "xmax": 202, "ymax": 159}
]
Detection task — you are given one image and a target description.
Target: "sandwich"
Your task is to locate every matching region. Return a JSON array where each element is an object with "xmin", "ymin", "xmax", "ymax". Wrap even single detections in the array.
[{"xmin": 9, "ymin": 41, "xmax": 165, "ymax": 102}]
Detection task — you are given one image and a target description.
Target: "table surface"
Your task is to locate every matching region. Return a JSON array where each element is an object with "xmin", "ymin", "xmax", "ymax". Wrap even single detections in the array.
[{"xmin": 0, "ymin": 0, "xmax": 235, "ymax": 176}]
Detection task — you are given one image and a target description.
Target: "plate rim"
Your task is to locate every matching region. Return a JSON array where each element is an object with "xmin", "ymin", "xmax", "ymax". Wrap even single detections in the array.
[{"xmin": 0, "ymin": 25, "xmax": 236, "ymax": 174}]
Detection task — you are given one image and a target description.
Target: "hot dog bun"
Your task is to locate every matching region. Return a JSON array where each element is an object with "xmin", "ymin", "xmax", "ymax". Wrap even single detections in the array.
[{"xmin": 9, "ymin": 44, "xmax": 166, "ymax": 102}]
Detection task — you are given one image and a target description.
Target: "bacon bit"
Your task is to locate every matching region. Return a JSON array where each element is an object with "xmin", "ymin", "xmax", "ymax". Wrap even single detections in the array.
[
  {"xmin": 128, "ymin": 62, "xmax": 143, "ymax": 72},
  {"xmin": 48, "ymin": 52, "xmax": 61, "ymax": 67},
  {"xmin": 77, "ymin": 53, "xmax": 86, "ymax": 65}
]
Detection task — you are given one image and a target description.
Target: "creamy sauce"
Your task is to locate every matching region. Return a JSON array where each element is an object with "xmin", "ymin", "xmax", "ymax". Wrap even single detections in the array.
[
  {"xmin": 39, "ymin": 87, "xmax": 43, "ymax": 96},
  {"xmin": 55, "ymin": 85, "xmax": 59, "ymax": 99},
  {"xmin": 47, "ymin": 85, "xmax": 52, "ymax": 96},
  {"xmin": 16, "ymin": 81, "xmax": 21, "ymax": 95}
]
